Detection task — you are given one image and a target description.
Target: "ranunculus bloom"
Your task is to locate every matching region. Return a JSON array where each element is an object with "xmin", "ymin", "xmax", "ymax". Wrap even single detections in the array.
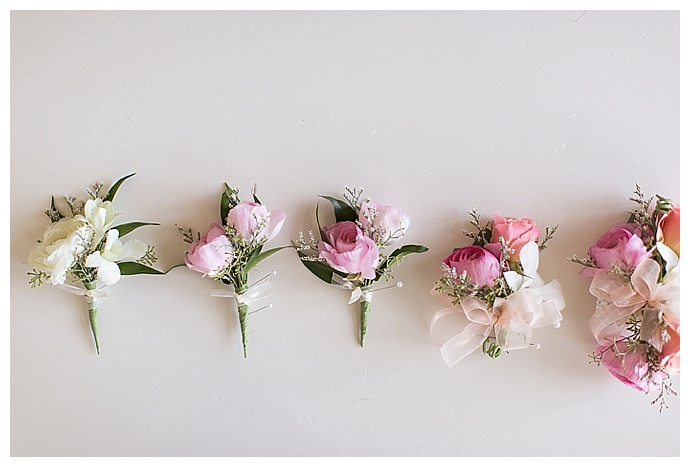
[
  {"xmin": 82, "ymin": 198, "xmax": 120, "ymax": 244},
  {"xmin": 85, "ymin": 229, "xmax": 148, "ymax": 285},
  {"xmin": 598, "ymin": 343, "xmax": 665, "ymax": 393},
  {"xmin": 318, "ymin": 221, "xmax": 379, "ymax": 279},
  {"xmin": 660, "ymin": 314, "xmax": 680, "ymax": 375},
  {"xmin": 581, "ymin": 223, "xmax": 649, "ymax": 278},
  {"xmin": 657, "ymin": 204, "xmax": 680, "ymax": 256},
  {"xmin": 358, "ymin": 201, "xmax": 410, "ymax": 244},
  {"xmin": 443, "ymin": 245, "xmax": 501, "ymax": 288},
  {"xmin": 486, "ymin": 215, "xmax": 540, "ymax": 262},
  {"xmin": 184, "ymin": 223, "xmax": 234, "ymax": 277},
  {"xmin": 29, "ymin": 217, "xmax": 93, "ymax": 285},
  {"xmin": 226, "ymin": 201, "xmax": 286, "ymax": 244}
]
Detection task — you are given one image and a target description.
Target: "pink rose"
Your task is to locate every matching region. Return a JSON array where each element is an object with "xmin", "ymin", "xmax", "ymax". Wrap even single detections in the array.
[
  {"xmin": 486, "ymin": 215, "xmax": 540, "ymax": 262},
  {"xmin": 581, "ymin": 223, "xmax": 649, "ymax": 278},
  {"xmin": 318, "ymin": 221, "xmax": 380, "ymax": 279},
  {"xmin": 226, "ymin": 201, "xmax": 286, "ymax": 243},
  {"xmin": 184, "ymin": 223, "xmax": 234, "ymax": 277},
  {"xmin": 657, "ymin": 204, "xmax": 680, "ymax": 256},
  {"xmin": 358, "ymin": 201, "xmax": 410, "ymax": 243},
  {"xmin": 660, "ymin": 314, "xmax": 680, "ymax": 375},
  {"xmin": 443, "ymin": 245, "xmax": 501, "ymax": 288},
  {"xmin": 598, "ymin": 343, "xmax": 665, "ymax": 393}
]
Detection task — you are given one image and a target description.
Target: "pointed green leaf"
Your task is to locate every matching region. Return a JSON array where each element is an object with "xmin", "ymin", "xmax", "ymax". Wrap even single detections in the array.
[
  {"xmin": 118, "ymin": 262, "xmax": 168, "ymax": 276},
  {"xmin": 113, "ymin": 221, "xmax": 159, "ymax": 237},
  {"xmin": 104, "ymin": 173, "xmax": 136, "ymax": 202},
  {"xmin": 245, "ymin": 245, "xmax": 291, "ymax": 272},
  {"xmin": 375, "ymin": 244, "xmax": 429, "ymax": 280},
  {"xmin": 298, "ymin": 254, "xmax": 337, "ymax": 284},
  {"xmin": 319, "ymin": 195, "xmax": 358, "ymax": 223}
]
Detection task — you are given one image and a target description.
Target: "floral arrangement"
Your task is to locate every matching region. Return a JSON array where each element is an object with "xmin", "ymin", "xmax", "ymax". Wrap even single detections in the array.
[
  {"xmin": 179, "ymin": 183, "xmax": 288, "ymax": 357},
  {"xmin": 28, "ymin": 174, "xmax": 166, "ymax": 354},
  {"xmin": 293, "ymin": 187, "xmax": 428, "ymax": 347},
  {"xmin": 570, "ymin": 186, "xmax": 680, "ymax": 411},
  {"xmin": 432, "ymin": 210, "xmax": 564, "ymax": 367}
]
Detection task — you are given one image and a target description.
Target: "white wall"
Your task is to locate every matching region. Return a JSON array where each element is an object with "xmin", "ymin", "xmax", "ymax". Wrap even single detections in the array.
[{"xmin": 10, "ymin": 10, "xmax": 680, "ymax": 456}]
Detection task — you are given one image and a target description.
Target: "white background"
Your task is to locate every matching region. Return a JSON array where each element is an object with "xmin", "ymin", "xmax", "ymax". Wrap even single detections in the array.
[{"xmin": 10, "ymin": 10, "xmax": 680, "ymax": 456}]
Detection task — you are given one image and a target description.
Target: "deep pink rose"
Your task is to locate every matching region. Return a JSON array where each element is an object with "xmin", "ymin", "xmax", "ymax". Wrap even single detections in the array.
[
  {"xmin": 598, "ymin": 344, "xmax": 665, "ymax": 393},
  {"xmin": 443, "ymin": 245, "xmax": 501, "ymax": 288},
  {"xmin": 358, "ymin": 201, "xmax": 410, "ymax": 243},
  {"xmin": 184, "ymin": 223, "xmax": 234, "ymax": 277},
  {"xmin": 657, "ymin": 204, "xmax": 680, "ymax": 256},
  {"xmin": 486, "ymin": 215, "xmax": 540, "ymax": 261},
  {"xmin": 660, "ymin": 314, "xmax": 680, "ymax": 376},
  {"xmin": 581, "ymin": 223, "xmax": 649, "ymax": 278},
  {"xmin": 226, "ymin": 201, "xmax": 286, "ymax": 243},
  {"xmin": 318, "ymin": 221, "xmax": 380, "ymax": 279}
]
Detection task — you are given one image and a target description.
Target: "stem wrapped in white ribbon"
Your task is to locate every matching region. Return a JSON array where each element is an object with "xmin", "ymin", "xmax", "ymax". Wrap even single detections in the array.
[
  {"xmin": 55, "ymin": 282, "xmax": 108, "ymax": 354},
  {"xmin": 210, "ymin": 270, "xmax": 276, "ymax": 357}
]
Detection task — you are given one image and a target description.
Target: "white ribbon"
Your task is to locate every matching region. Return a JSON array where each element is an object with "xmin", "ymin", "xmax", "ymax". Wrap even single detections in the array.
[
  {"xmin": 211, "ymin": 270, "xmax": 276, "ymax": 308},
  {"xmin": 330, "ymin": 275, "xmax": 402, "ymax": 305},
  {"xmin": 430, "ymin": 280, "xmax": 564, "ymax": 368},
  {"xmin": 589, "ymin": 257, "xmax": 679, "ymax": 345},
  {"xmin": 54, "ymin": 283, "xmax": 108, "ymax": 307}
]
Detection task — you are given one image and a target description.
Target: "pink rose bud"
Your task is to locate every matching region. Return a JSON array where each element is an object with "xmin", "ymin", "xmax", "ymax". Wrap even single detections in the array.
[
  {"xmin": 226, "ymin": 201, "xmax": 286, "ymax": 244},
  {"xmin": 443, "ymin": 245, "xmax": 501, "ymax": 288},
  {"xmin": 358, "ymin": 201, "xmax": 410, "ymax": 244},
  {"xmin": 657, "ymin": 204, "xmax": 680, "ymax": 256},
  {"xmin": 318, "ymin": 221, "xmax": 380, "ymax": 280},
  {"xmin": 598, "ymin": 343, "xmax": 665, "ymax": 394},
  {"xmin": 487, "ymin": 215, "xmax": 540, "ymax": 262},
  {"xmin": 184, "ymin": 223, "xmax": 234, "ymax": 277},
  {"xmin": 581, "ymin": 223, "xmax": 649, "ymax": 278}
]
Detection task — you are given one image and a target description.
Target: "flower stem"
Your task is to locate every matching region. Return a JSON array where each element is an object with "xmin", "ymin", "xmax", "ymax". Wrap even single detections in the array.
[
  {"xmin": 360, "ymin": 296, "xmax": 372, "ymax": 348},
  {"xmin": 236, "ymin": 284, "xmax": 249, "ymax": 358},
  {"xmin": 84, "ymin": 281, "xmax": 100, "ymax": 355}
]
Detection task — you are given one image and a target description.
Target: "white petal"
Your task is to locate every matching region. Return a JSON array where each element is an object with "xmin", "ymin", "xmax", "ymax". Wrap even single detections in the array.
[
  {"xmin": 116, "ymin": 239, "xmax": 148, "ymax": 262},
  {"xmin": 504, "ymin": 270, "xmax": 524, "ymax": 292},
  {"xmin": 86, "ymin": 251, "xmax": 106, "ymax": 268},
  {"xmin": 519, "ymin": 241, "xmax": 539, "ymax": 278},
  {"xmin": 98, "ymin": 261, "xmax": 121, "ymax": 285}
]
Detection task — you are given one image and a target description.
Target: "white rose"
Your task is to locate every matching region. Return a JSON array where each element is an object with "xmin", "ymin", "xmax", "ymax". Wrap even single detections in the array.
[{"xmin": 29, "ymin": 217, "xmax": 93, "ymax": 285}]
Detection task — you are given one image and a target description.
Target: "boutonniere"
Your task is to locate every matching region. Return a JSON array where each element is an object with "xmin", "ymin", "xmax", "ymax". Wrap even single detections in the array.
[
  {"xmin": 28, "ymin": 174, "xmax": 167, "ymax": 353},
  {"xmin": 179, "ymin": 183, "xmax": 288, "ymax": 357},
  {"xmin": 294, "ymin": 186, "xmax": 428, "ymax": 347}
]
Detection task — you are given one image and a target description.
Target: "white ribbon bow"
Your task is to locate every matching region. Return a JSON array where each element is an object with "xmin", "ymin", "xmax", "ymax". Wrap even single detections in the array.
[{"xmin": 589, "ymin": 256, "xmax": 679, "ymax": 346}]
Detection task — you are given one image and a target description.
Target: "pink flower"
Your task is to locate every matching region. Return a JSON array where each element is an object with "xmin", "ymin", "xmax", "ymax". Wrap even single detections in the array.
[
  {"xmin": 184, "ymin": 223, "xmax": 234, "ymax": 277},
  {"xmin": 581, "ymin": 223, "xmax": 649, "ymax": 278},
  {"xmin": 358, "ymin": 201, "xmax": 410, "ymax": 243},
  {"xmin": 486, "ymin": 215, "xmax": 540, "ymax": 262},
  {"xmin": 443, "ymin": 245, "xmax": 501, "ymax": 288},
  {"xmin": 318, "ymin": 221, "xmax": 380, "ymax": 279},
  {"xmin": 660, "ymin": 314, "xmax": 680, "ymax": 375},
  {"xmin": 226, "ymin": 201, "xmax": 286, "ymax": 244},
  {"xmin": 598, "ymin": 343, "xmax": 665, "ymax": 393},
  {"xmin": 657, "ymin": 204, "xmax": 680, "ymax": 256}
]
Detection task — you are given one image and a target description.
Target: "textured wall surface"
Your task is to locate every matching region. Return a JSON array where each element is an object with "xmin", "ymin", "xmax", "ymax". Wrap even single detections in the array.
[{"xmin": 10, "ymin": 10, "xmax": 680, "ymax": 456}]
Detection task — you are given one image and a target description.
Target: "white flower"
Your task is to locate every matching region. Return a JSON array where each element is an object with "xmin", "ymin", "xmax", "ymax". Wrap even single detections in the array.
[
  {"xmin": 85, "ymin": 229, "xmax": 147, "ymax": 285},
  {"xmin": 29, "ymin": 217, "xmax": 93, "ymax": 285},
  {"xmin": 82, "ymin": 198, "xmax": 120, "ymax": 244},
  {"xmin": 503, "ymin": 241, "xmax": 543, "ymax": 292}
]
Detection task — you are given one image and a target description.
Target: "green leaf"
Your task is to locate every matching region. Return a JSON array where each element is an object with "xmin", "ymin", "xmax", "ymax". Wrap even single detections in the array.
[
  {"xmin": 252, "ymin": 192, "xmax": 262, "ymax": 204},
  {"xmin": 118, "ymin": 262, "xmax": 169, "ymax": 276},
  {"xmin": 296, "ymin": 251, "xmax": 344, "ymax": 284},
  {"xmin": 319, "ymin": 195, "xmax": 358, "ymax": 223},
  {"xmin": 113, "ymin": 221, "xmax": 159, "ymax": 237},
  {"xmin": 245, "ymin": 245, "xmax": 291, "ymax": 272},
  {"xmin": 104, "ymin": 173, "xmax": 136, "ymax": 202},
  {"xmin": 375, "ymin": 244, "xmax": 429, "ymax": 280},
  {"xmin": 220, "ymin": 183, "xmax": 240, "ymax": 224}
]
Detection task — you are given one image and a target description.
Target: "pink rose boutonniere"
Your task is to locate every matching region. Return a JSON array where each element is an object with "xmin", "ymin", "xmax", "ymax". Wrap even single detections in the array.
[
  {"xmin": 179, "ymin": 183, "xmax": 288, "ymax": 358},
  {"xmin": 570, "ymin": 185, "xmax": 680, "ymax": 412},
  {"xmin": 432, "ymin": 209, "xmax": 564, "ymax": 367},
  {"xmin": 28, "ymin": 174, "xmax": 168, "ymax": 354},
  {"xmin": 294, "ymin": 187, "xmax": 428, "ymax": 347}
]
